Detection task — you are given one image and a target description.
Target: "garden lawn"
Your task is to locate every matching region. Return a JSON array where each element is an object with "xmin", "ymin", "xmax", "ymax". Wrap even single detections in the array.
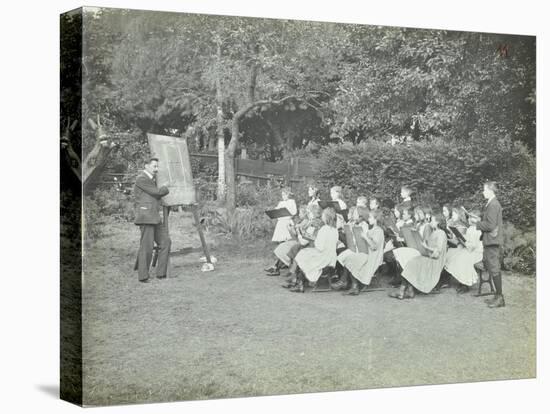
[{"xmin": 81, "ymin": 214, "xmax": 536, "ymax": 406}]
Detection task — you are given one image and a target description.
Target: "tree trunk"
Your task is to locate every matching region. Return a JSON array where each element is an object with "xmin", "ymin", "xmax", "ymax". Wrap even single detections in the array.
[
  {"xmin": 215, "ymin": 39, "xmax": 226, "ymax": 203},
  {"xmin": 60, "ymin": 122, "xmax": 82, "ymax": 183},
  {"xmin": 82, "ymin": 143, "xmax": 116, "ymax": 194},
  {"xmin": 207, "ymin": 126, "xmax": 217, "ymax": 152},
  {"xmin": 285, "ymin": 130, "xmax": 297, "ymax": 157},
  {"xmin": 225, "ymin": 115, "xmax": 241, "ymax": 211},
  {"xmin": 248, "ymin": 44, "xmax": 259, "ymax": 103},
  {"xmin": 226, "ymin": 96, "xmax": 299, "ymax": 210},
  {"xmin": 224, "ymin": 51, "xmax": 261, "ymax": 209},
  {"xmin": 265, "ymin": 119, "xmax": 285, "ymax": 161},
  {"xmin": 61, "ymin": 116, "xmax": 116, "ymax": 195}
]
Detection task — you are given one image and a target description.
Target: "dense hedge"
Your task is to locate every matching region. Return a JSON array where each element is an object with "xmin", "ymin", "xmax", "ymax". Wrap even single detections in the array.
[{"xmin": 313, "ymin": 135, "xmax": 535, "ymax": 229}]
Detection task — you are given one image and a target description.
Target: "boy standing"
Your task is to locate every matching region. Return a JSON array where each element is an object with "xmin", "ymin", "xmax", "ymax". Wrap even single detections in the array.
[{"xmin": 477, "ymin": 181, "xmax": 505, "ymax": 308}]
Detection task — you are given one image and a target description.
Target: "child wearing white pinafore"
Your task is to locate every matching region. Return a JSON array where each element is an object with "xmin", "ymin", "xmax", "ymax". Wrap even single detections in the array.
[
  {"xmin": 271, "ymin": 187, "xmax": 298, "ymax": 242},
  {"xmin": 444, "ymin": 213, "xmax": 483, "ymax": 287}
]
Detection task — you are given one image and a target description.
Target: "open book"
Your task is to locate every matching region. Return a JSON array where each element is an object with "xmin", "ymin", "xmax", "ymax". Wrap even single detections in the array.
[
  {"xmin": 265, "ymin": 207, "xmax": 292, "ymax": 219},
  {"xmin": 443, "ymin": 226, "xmax": 454, "ymax": 239},
  {"xmin": 401, "ymin": 227, "xmax": 431, "ymax": 256},
  {"xmin": 343, "ymin": 224, "xmax": 369, "ymax": 254},
  {"xmin": 449, "ymin": 226, "xmax": 466, "ymax": 245},
  {"xmin": 461, "ymin": 206, "xmax": 480, "ymax": 221},
  {"xmin": 386, "ymin": 226, "xmax": 400, "ymax": 238},
  {"xmin": 318, "ymin": 200, "xmax": 349, "ymax": 222}
]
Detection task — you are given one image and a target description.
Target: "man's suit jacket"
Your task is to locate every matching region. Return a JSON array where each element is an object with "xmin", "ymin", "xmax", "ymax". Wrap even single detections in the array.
[
  {"xmin": 477, "ymin": 197, "xmax": 503, "ymax": 246},
  {"xmin": 133, "ymin": 172, "xmax": 169, "ymax": 225}
]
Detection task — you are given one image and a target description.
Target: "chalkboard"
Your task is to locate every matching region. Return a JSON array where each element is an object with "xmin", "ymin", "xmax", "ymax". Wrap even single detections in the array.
[{"xmin": 147, "ymin": 133, "xmax": 197, "ymax": 206}]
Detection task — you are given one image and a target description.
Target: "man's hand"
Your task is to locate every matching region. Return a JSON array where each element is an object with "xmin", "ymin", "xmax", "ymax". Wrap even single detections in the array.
[{"xmin": 159, "ymin": 185, "xmax": 170, "ymax": 196}]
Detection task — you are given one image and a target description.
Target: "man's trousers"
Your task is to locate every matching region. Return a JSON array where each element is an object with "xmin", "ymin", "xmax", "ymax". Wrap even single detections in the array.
[{"xmin": 136, "ymin": 223, "xmax": 171, "ymax": 281}]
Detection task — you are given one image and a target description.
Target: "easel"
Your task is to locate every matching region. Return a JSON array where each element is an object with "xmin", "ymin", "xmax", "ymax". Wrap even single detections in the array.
[
  {"xmin": 162, "ymin": 204, "xmax": 213, "ymax": 265},
  {"xmin": 134, "ymin": 204, "xmax": 213, "ymax": 277},
  {"xmin": 144, "ymin": 132, "xmax": 213, "ymax": 270}
]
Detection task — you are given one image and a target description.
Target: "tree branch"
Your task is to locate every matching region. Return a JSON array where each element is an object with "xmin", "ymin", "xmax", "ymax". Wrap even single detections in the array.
[
  {"xmin": 60, "ymin": 118, "xmax": 82, "ymax": 182},
  {"xmin": 306, "ymin": 89, "xmax": 332, "ymax": 98},
  {"xmin": 82, "ymin": 115, "xmax": 117, "ymax": 194}
]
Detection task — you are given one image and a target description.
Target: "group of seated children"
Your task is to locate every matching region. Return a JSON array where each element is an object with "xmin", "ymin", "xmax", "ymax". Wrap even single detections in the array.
[{"xmin": 264, "ymin": 184, "xmax": 484, "ymax": 300}]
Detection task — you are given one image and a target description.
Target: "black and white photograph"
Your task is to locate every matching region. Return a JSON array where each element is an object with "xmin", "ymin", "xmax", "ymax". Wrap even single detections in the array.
[
  {"xmin": 4, "ymin": 1, "xmax": 548, "ymax": 413},
  {"xmin": 58, "ymin": 4, "xmax": 539, "ymax": 407}
]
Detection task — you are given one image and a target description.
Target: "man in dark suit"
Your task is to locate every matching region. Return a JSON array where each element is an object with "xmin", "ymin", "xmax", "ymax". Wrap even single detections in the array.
[
  {"xmin": 477, "ymin": 181, "xmax": 505, "ymax": 308},
  {"xmin": 134, "ymin": 157, "xmax": 171, "ymax": 283}
]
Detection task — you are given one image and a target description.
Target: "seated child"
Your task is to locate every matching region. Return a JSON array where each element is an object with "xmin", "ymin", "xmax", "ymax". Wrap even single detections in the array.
[
  {"xmin": 331, "ymin": 203, "xmax": 370, "ymax": 290},
  {"xmin": 347, "ymin": 195, "xmax": 369, "ymax": 225},
  {"xmin": 445, "ymin": 207, "xmax": 469, "ymax": 248},
  {"xmin": 382, "ymin": 206, "xmax": 406, "ymax": 284},
  {"xmin": 330, "ymin": 185, "xmax": 348, "ymax": 230},
  {"xmin": 397, "ymin": 185, "xmax": 413, "ymax": 211},
  {"xmin": 414, "ymin": 206, "xmax": 433, "ymax": 241},
  {"xmin": 444, "ymin": 209, "xmax": 483, "ymax": 293},
  {"xmin": 272, "ymin": 204, "xmax": 323, "ymax": 278},
  {"xmin": 288, "ymin": 207, "xmax": 340, "ymax": 293},
  {"xmin": 307, "ymin": 184, "xmax": 321, "ymax": 207},
  {"xmin": 264, "ymin": 188, "xmax": 298, "ymax": 274},
  {"xmin": 270, "ymin": 186, "xmax": 297, "ymax": 242},
  {"xmin": 390, "ymin": 213, "xmax": 448, "ymax": 300},
  {"xmin": 448, "ymin": 207, "xmax": 468, "ymax": 234},
  {"xmin": 442, "ymin": 204, "xmax": 457, "ymax": 247},
  {"xmin": 391, "ymin": 207, "xmax": 421, "ymax": 272},
  {"xmin": 337, "ymin": 210, "xmax": 385, "ymax": 295}
]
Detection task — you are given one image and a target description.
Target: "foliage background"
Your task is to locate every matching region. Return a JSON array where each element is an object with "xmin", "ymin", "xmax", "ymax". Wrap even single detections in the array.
[{"xmin": 64, "ymin": 8, "xmax": 536, "ymax": 275}]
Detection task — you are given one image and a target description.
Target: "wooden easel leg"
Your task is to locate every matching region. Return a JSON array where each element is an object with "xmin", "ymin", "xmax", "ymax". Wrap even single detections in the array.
[
  {"xmin": 192, "ymin": 205, "xmax": 212, "ymax": 264},
  {"xmin": 162, "ymin": 206, "xmax": 171, "ymax": 277},
  {"xmin": 163, "ymin": 206, "xmax": 171, "ymax": 234}
]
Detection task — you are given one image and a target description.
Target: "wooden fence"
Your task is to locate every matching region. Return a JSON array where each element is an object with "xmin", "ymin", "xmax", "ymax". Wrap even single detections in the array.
[
  {"xmin": 190, "ymin": 153, "xmax": 318, "ymax": 185},
  {"xmin": 97, "ymin": 153, "xmax": 319, "ymax": 190}
]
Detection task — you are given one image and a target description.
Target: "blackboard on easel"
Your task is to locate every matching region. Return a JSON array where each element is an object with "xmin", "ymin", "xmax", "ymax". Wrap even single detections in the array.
[
  {"xmin": 147, "ymin": 133, "xmax": 196, "ymax": 206},
  {"xmin": 147, "ymin": 133, "xmax": 212, "ymax": 266}
]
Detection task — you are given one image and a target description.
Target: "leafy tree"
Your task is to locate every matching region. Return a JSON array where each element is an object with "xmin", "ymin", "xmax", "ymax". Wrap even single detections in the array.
[{"xmin": 79, "ymin": 9, "xmax": 535, "ymax": 210}]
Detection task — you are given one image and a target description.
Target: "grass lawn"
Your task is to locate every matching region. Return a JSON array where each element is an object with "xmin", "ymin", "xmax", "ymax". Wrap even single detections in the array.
[{"xmin": 81, "ymin": 213, "xmax": 536, "ymax": 407}]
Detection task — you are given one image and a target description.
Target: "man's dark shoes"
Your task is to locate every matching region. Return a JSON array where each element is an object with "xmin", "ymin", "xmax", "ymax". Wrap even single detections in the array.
[
  {"xmin": 139, "ymin": 279, "xmax": 151, "ymax": 283},
  {"xmin": 488, "ymin": 294, "xmax": 505, "ymax": 308},
  {"xmin": 156, "ymin": 275, "xmax": 167, "ymax": 279}
]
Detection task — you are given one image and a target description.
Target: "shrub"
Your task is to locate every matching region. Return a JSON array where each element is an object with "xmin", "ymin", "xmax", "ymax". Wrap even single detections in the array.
[
  {"xmin": 83, "ymin": 195, "xmax": 105, "ymax": 242},
  {"xmin": 191, "ymin": 156, "xmax": 217, "ymax": 181},
  {"xmin": 83, "ymin": 187, "xmax": 134, "ymax": 242},
  {"xmin": 236, "ymin": 181, "xmax": 281, "ymax": 207},
  {"xmin": 194, "ymin": 176, "xmax": 218, "ymax": 203},
  {"xmin": 313, "ymin": 135, "xmax": 535, "ymax": 228},
  {"xmin": 502, "ymin": 222, "xmax": 536, "ymax": 275},
  {"xmin": 90, "ymin": 186, "xmax": 135, "ymax": 221},
  {"xmin": 198, "ymin": 201, "xmax": 273, "ymax": 241}
]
